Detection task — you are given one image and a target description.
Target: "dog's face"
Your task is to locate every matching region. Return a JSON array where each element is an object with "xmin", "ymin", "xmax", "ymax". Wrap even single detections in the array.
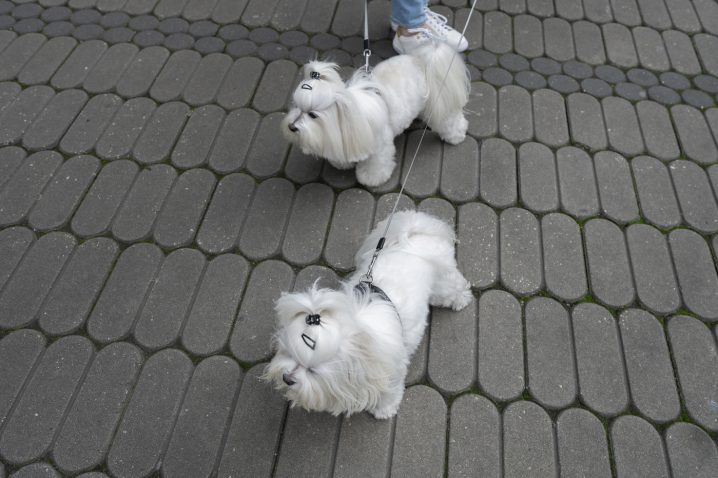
[{"xmin": 263, "ymin": 286, "xmax": 391, "ymax": 416}]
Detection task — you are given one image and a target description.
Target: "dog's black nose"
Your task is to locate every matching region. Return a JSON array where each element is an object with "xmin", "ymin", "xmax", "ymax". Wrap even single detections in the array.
[
  {"xmin": 282, "ymin": 373, "xmax": 296, "ymax": 386},
  {"xmin": 288, "ymin": 123, "xmax": 298, "ymax": 133}
]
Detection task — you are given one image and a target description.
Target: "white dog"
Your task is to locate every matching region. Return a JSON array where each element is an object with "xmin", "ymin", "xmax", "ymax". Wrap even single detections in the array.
[
  {"xmin": 264, "ymin": 211, "xmax": 472, "ymax": 419},
  {"xmin": 281, "ymin": 41, "xmax": 470, "ymax": 187}
]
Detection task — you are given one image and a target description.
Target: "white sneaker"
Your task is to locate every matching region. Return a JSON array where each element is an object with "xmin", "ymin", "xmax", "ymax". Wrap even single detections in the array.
[
  {"xmin": 392, "ymin": 27, "xmax": 435, "ymax": 55},
  {"xmin": 391, "ymin": 8, "xmax": 468, "ymax": 53}
]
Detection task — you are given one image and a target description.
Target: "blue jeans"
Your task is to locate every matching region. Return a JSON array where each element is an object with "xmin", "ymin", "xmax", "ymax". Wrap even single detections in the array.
[{"xmin": 391, "ymin": 0, "xmax": 428, "ymax": 28}]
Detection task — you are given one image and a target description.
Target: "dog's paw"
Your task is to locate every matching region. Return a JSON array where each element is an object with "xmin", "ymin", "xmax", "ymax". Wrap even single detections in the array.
[
  {"xmin": 370, "ymin": 405, "xmax": 399, "ymax": 420},
  {"xmin": 450, "ymin": 284, "xmax": 474, "ymax": 311}
]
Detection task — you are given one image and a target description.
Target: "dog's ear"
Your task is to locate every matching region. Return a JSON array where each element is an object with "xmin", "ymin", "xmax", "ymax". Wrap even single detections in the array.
[{"xmin": 333, "ymin": 90, "xmax": 376, "ymax": 161}]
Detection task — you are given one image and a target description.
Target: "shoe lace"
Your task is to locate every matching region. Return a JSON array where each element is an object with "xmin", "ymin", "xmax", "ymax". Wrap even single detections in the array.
[
  {"xmin": 404, "ymin": 27, "xmax": 436, "ymax": 41},
  {"xmin": 424, "ymin": 8, "xmax": 451, "ymax": 33}
]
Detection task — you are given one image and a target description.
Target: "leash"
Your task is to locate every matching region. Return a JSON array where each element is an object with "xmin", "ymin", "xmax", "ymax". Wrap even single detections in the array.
[
  {"xmin": 361, "ymin": 0, "xmax": 479, "ymax": 285},
  {"xmin": 363, "ymin": 0, "xmax": 371, "ymax": 72}
]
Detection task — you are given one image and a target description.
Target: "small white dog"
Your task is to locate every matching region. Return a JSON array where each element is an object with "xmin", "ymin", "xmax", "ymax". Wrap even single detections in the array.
[
  {"xmin": 281, "ymin": 41, "xmax": 470, "ymax": 187},
  {"xmin": 264, "ymin": 211, "xmax": 472, "ymax": 419}
]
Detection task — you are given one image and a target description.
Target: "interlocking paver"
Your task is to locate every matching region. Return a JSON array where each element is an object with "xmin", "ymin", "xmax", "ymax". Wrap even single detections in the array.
[
  {"xmin": 0, "ymin": 85, "xmax": 55, "ymax": 145},
  {"xmin": 17, "ymin": 36, "xmax": 76, "ymax": 86},
  {"xmin": 428, "ymin": 299, "xmax": 476, "ymax": 394},
  {"xmin": 594, "ymin": 151, "xmax": 639, "ymax": 224},
  {"xmin": 636, "ymin": 100, "xmax": 680, "ymax": 160},
  {"xmin": 662, "ymin": 30, "xmax": 701, "ymax": 75},
  {"xmin": 252, "ymin": 59, "xmax": 297, "ymax": 114},
  {"xmin": 556, "ymin": 146, "xmax": 599, "ymax": 218},
  {"xmin": 96, "ymin": 97, "xmax": 156, "ymax": 160},
  {"xmin": 518, "ymin": 142, "xmax": 557, "ymax": 213},
  {"xmin": 0, "ymin": 33, "xmax": 45, "ymax": 82},
  {"xmin": 0, "ymin": 336, "xmax": 93, "ymax": 465},
  {"xmin": 671, "ymin": 105, "xmax": 718, "ymax": 164},
  {"xmin": 477, "ymin": 290, "xmax": 523, "ymax": 401},
  {"xmin": 107, "ymin": 349, "xmax": 193, "ymax": 478},
  {"xmin": 669, "ymin": 160, "xmax": 718, "ymax": 233},
  {"xmin": 115, "ymin": 45, "xmax": 169, "ymax": 98},
  {"xmin": 503, "ymin": 400, "xmax": 557, "ymax": 478},
  {"xmin": 281, "ymin": 183, "xmax": 333, "ymax": 265},
  {"xmin": 0, "ymin": 226, "xmax": 33, "ymax": 291},
  {"xmin": 543, "ymin": 17, "xmax": 574, "ymax": 61},
  {"xmin": 695, "ymin": 34, "xmax": 718, "ymax": 77},
  {"xmin": 584, "ymin": 219, "xmax": 635, "ymax": 308},
  {"xmin": 556, "ymin": 408, "xmax": 612, "ymax": 478},
  {"xmin": 323, "ymin": 188, "xmax": 374, "ymax": 271},
  {"xmin": 573, "ymin": 20, "xmax": 606, "ymax": 65},
  {"xmin": 163, "ymin": 356, "xmax": 241, "ymax": 478},
  {"xmin": 602, "ymin": 96, "xmax": 644, "ymax": 156},
  {"xmin": 274, "ymin": 406, "xmax": 339, "ymax": 478},
  {"xmin": 402, "ymin": 131, "xmax": 442, "ymax": 198},
  {"xmin": 38, "ymin": 237, "xmax": 118, "ymax": 336},
  {"xmin": 212, "ymin": 0, "xmax": 245, "ymax": 24},
  {"xmin": 0, "ymin": 329, "xmax": 45, "ymax": 430},
  {"xmin": 541, "ymin": 213, "xmax": 587, "ymax": 301},
  {"xmin": 665, "ymin": 422, "xmax": 718, "ymax": 478},
  {"xmin": 27, "ymin": 154, "xmax": 99, "ymax": 231},
  {"xmin": 457, "ymin": 202, "xmax": 498, "ymax": 288},
  {"xmin": 525, "ymin": 297, "xmax": 576, "ymax": 409},
  {"xmin": 195, "ymin": 173, "xmax": 254, "ymax": 254},
  {"xmin": 86, "ymin": 243, "xmax": 163, "ymax": 343},
  {"xmin": 132, "ymin": 101, "xmax": 188, "ymax": 164},
  {"xmin": 246, "ymin": 112, "xmax": 291, "ymax": 179},
  {"xmin": 631, "ymin": 156, "xmax": 682, "ymax": 228},
  {"xmin": 498, "ymin": 85, "xmax": 532, "ymax": 142},
  {"xmin": 334, "ymin": 412, "xmax": 394, "ymax": 478},
  {"xmin": 633, "ymin": 27, "xmax": 669, "ymax": 72},
  {"xmin": 182, "ymin": 52, "xmax": 231, "ymax": 106},
  {"xmin": 181, "ymin": 255, "xmax": 248, "ymax": 356},
  {"xmin": 514, "ymin": 14, "xmax": 543, "ymax": 58},
  {"xmin": 440, "ymin": 136, "xmax": 479, "ymax": 202},
  {"xmin": 23, "ymin": 89, "xmax": 88, "ymax": 151},
  {"xmin": 467, "ymin": 81, "xmax": 497, "ymax": 138},
  {"xmin": 216, "ymin": 57, "xmax": 263, "ymax": 110},
  {"xmin": 171, "ymin": 105, "xmax": 224, "ymax": 169},
  {"xmin": 571, "ymin": 303, "xmax": 629, "ymax": 416},
  {"xmin": 611, "ymin": 416, "xmax": 670, "ymax": 478},
  {"xmin": 0, "ymin": 231, "xmax": 75, "ymax": 330},
  {"xmin": 390, "ymin": 385, "xmax": 446, "ymax": 478},
  {"xmin": 132, "ymin": 248, "xmax": 205, "ymax": 350},
  {"xmin": 484, "ymin": 11, "xmax": 512, "ymax": 54},
  {"xmin": 532, "ymin": 88, "xmax": 568, "ymax": 147},
  {"xmin": 0, "ymin": 145, "xmax": 24, "ymax": 191},
  {"xmin": 111, "ymin": 164, "xmax": 176, "ymax": 242},
  {"xmin": 480, "ymin": 138, "xmax": 516, "ymax": 207},
  {"xmin": 448, "ymin": 394, "xmax": 500, "ymax": 478},
  {"xmin": 567, "ymin": 93, "xmax": 607, "ymax": 150},
  {"xmin": 83, "ymin": 43, "xmax": 138, "ymax": 94},
  {"xmin": 619, "ymin": 309, "xmax": 681, "ymax": 423},
  {"xmin": 500, "ymin": 207, "xmax": 542, "ymax": 296},
  {"xmin": 230, "ymin": 260, "xmax": 294, "ymax": 363},
  {"xmin": 0, "ymin": 81, "xmax": 20, "ymax": 113},
  {"xmin": 10, "ymin": 464, "xmax": 60, "ymax": 478},
  {"xmin": 670, "ymin": 229, "xmax": 718, "ymax": 320},
  {"xmin": 626, "ymin": 224, "xmax": 680, "ymax": 314},
  {"xmin": 0, "ymin": 150, "xmax": 61, "ymax": 227},
  {"xmin": 149, "ymin": 49, "xmax": 200, "ymax": 102},
  {"xmin": 52, "ymin": 342, "xmax": 143, "ymax": 475},
  {"xmin": 59, "ymin": 94, "xmax": 122, "ymax": 156},
  {"xmin": 217, "ymin": 364, "xmax": 286, "ymax": 477}
]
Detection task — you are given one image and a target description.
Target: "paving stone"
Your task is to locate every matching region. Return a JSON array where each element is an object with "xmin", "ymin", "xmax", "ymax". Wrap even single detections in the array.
[
  {"xmin": 439, "ymin": 136, "xmax": 479, "ymax": 202},
  {"xmin": 132, "ymin": 248, "xmax": 205, "ymax": 350},
  {"xmin": 633, "ymin": 26, "xmax": 670, "ymax": 71},
  {"xmin": 299, "ymin": 0, "xmax": 335, "ymax": 33},
  {"xmin": 671, "ymin": 229, "xmax": 718, "ymax": 319},
  {"xmin": 181, "ymin": 53, "xmax": 231, "ymax": 106},
  {"xmin": 0, "ymin": 81, "xmax": 19, "ymax": 113},
  {"xmin": 481, "ymin": 67, "xmax": 512, "ymax": 87},
  {"xmin": 666, "ymin": 0, "xmax": 702, "ymax": 31},
  {"xmin": 58, "ymin": 94, "xmax": 122, "ymax": 156},
  {"xmin": 96, "ymin": 97, "xmax": 155, "ymax": 160},
  {"xmin": 0, "ymin": 14, "xmax": 12, "ymax": 29},
  {"xmin": 518, "ymin": 142, "xmax": 557, "ymax": 212},
  {"xmin": 695, "ymin": 34, "xmax": 718, "ymax": 77},
  {"xmin": 556, "ymin": 408, "xmax": 612, "ymax": 478},
  {"xmin": 73, "ymin": 24, "xmax": 105, "ymax": 41},
  {"xmin": 217, "ymin": 364, "xmax": 287, "ymax": 477},
  {"xmin": 602, "ymin": 96, "xmax": 644, "ymax": 155},
  {"xmin": 612, "ymin": 0, "xmax": 642, "ymax": 25},
  {"xmin": 251, "ymin": 59, "xmax": 297, "ymax": 114},
  {"xmin": 183, "ymin": 0, "xmax": 219, "ymax": 21},
  {"xmin": 612, "ymin": 416, "xmax": 670, "ymax": 478},
  {"xmin": 233, "ymin": 179, "xmax": 294, "ymax": 260},
  {"xmin": 0, "ymin": 225, "xmax": 33, "ymax": 291},
  {"xmin": 468, "ymin": 49, "xmax": 497, "ymax": 69},
  {"xmin": 467, "ymin": 81, "xmax": 497, "ymax": 138},
  {"xmin": 619, "ymin": 309, "xmax": 681, "ymax": 422},
  {"xmin": 23, "ymin": 89, "xmax": 88, "ymax": 151},
  {"xmin": 646, "ymin": 84, "xmax": 681, "ymax": 106},
  {"xmin": 525, "ymin": 297, "xmax": 576, "ymax": 408},
  {"xmin": 547, "ymin": 74, "xmax": 579, "ymax": 93},
  {"xmin": 133, "ymin": 32, "xmax": 167, "ymax": 48},
  {"xmin": 498, "ymin": 86, "xmax": 532, "ymax": 142},
  {"xmin": 544, "ymin": 17, "xmax": 574, "ymax": 61},
  {"xmin": 149, "ymin": 49, "xmax": 200, "ymax": 102},
  {"xmin": 0, "ymin": 145, "xmax": 24, "ymax": 190},
  {"xmin": 274, "ymin": 407, "xmax": 339, "ymax": 478},
  {"xmin": 36, "ymin": 236, "xmax": 116, "ymax": 334},
  {"xmin": 115, "ymin": 46, "xmax": 169, "ymax": 98},
  {"xmin": 225, "ymin": 38, "xmax": 256, "ymax": 57},
  {"xmin": 615, "ymin": 81, "xmax": 647, "ymax": 101},
  {"xmin": 212, "ymin": 0, "xmax": 246, "ymax": 24},
  {"xmin": 447, "ymin": 394, "xmax": 500, "ymax": 478},
  {"xmin": 634, "ymin": 100, "xmax": 679, "ymax": 160},
  {"xmin": 672, "ymin": 105, "xmax": 718, "ymax": 164},
  {"xmin": 658, "ymin": 72, "xmax": 690, "ymax": 91},
  {"xmin": 0, "ymin": 336, "xmax": 93, "ymax": 465},
  {"xmin": 695, "ymin": 75, "xmax": 718, "ymax": 94},
  {"xmin": 17, "ymin": 37, "xmax": 77, "ymax": 86},
  {"xmin": 480, "ymin": 138, "xmax": 516, "ymax": 207},
  {"xmin": 562, "ymin": 59, "xmax": 592, "ymax": 80},
  {"xmin": 682, "ymin": 89, "xmax": 715, "ymax": 109},
  {"xmin": 541, "ymin": 213, "xmax": 586, "ymax": 302},
  {"xmin": 0, "ymin": 33, "xmax": 45, "ymax": 82},
  {"xmin": 482, "ymin": 11, "xmax": 511, "ymax": 54},
  {"xmin": 555, "ymin": 146, "xmax": 599, "ymax": 218},
  {"xmin": 153, "ymin": 0, "xmax": 187, "ymax": 18},
  {"xmin": 102, "ymin": 27, "xmax": 134, "ymax": 44},
  {"xmin": 662, "ymin": 30, "xmax": 701, "ymax": 75},
  {"xmin": 83, "ymin": 43, "xmax": 138, "ymax": 94},
  {"xmin": 52, "ymin": 342, "xmax": 143, "ymax": 475},
  {"xmin": 625, "ymin": 224, "xmax": 680, "ymax": 315},
  {"xmin": 170, "ymin": 105, "xmax": 223, "ymax": 169},
  {"xmin": 181, "ymin": 255, "xmax": 249, "ymax": 356},
  {"xmin": 131, "ymin": 103, "xmax": 187, "ymax": 165},
  {"xmin": 513, "ymin": 14, "xmax": 543, "ymax": 58},
  {"xmin": 594, "ymin": 151, "xmax": 639, "ymax": 223},
  {"xmin": 592, "ymin": 66, "xmax": 621, "ymax": 86},
  {"xmin": 580, "ymin": 78, "xmax": 611, "ymax": 98},
  {"xmin": 635, "ymin": 0, "xmax": 671, "ymax": 28},
  {"xmin": 86, "ymin": 244, "xmax": 163, "ymax": 342},
  {"xmin": 532, "ymin": 88, "xmax": 568, "ymax": 146},
  {"xmin": 10, "ymin": 464, "xmax": 60, "ymax": 478},
  {"xmin": 427, "ymin": 298, "xmax": 476, "ymax": 394},
  {"xmin": 500, "ymin": 207, "xmax": 542, "ymax": 296},
  {"xmin": 515, "ymin": 70, "xmax": 546, "ymax": 90},
  {"xmin": 476, "ymin": 288, "xmax": 522, "ymax": 401},
  {"xmin": 195, "ymin": 36, "xmax": 225, "ymax": 54},
  {"xmin": 214, "ymin": 57, "xmax": 263, "ymax": 110},
  {"xmin": 0, "ymin": 329, "xmax": 45, "ymax": 431},
  {"xmin": 111, "ymin": 164, "xmax": 177, "ymax": 242},
  {"xmin": 107, "ymin": 349, "xmax": 193, "ymax": 478},
  {"xmin": 230, "ymin": 260, "xmax": 294, "ymax": 362},
  {"xmin": 665, "ymin": 422, "xmax": 718, "ymax": 478},
  {"xmin": 566, "ymin": 93, "xmax": 607, "ymax": 150},
  {"xmin": 126, "ymin": 0, "xmax": 161, "ymax": 15},
  {"xmin": 602, "ymin": 23, "xmax": 638, "ymax": 68},
  {"xmin": 0, "ymin": 150, "xmax": 61, "ymax": 227},
  {"xmin": 12, "ymin": 3, "xmax": 42, "ymax": 18},
  {"xmin": 631, "ymin": 156, "xmax": 681, "ymax": 228},
  {"xmin": 499, "ymin": 53, "xmax": 530, "ymax": 72},
  {"xmin": 503, "ymin": 401, "xmax": 557, "ymax": 478},
  {"xmin": 279, "ymin": 183, "xmax": 333, "ymax": 265},
  {"xmin": 0, "ymin": 85, "xmax": 54, "ymax": 145},
  {"xmin": 194, "ymin": 174, "xmax": 253, "ymax": 254},
  {"xmin": 204, "ymin": 112, "xmax": 257, "ymax": 175},
  {"xmin": 246, "ymin": 112, "xmax": 290, "ymax": 179},
  {"xmin": 528, "ymin": 58, "xmax": 557, "ymax": 77},
  {"xmin": 333, "ymin": 412, "xmax": 393, "ymax": 478},
  {"xmin": 100, "ymin": 11, "xmax": 129, "ymax": 27},
  {"xmin": 219, "ymin": 23, "xmax": 248, "ymax": 41},
  {"xmin": 584, "ymin": 219, "xmax": 635, "ymax": 308},
  {"xmin": 457, "ymin": 202, "xmax": 498, "ymax": 288},
  {"xmin": 670, "ymin": 160, "xmax": 718, "ymax": 233}
]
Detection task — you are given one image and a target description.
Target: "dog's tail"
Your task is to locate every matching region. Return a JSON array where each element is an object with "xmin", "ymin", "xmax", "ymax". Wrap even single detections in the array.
[{"xmin": 409, "ymin": 41, "xmax": 470, "ymax": 123}]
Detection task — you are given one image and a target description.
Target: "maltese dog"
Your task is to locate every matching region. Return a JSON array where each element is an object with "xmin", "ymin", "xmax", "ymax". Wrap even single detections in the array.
[
  {"xmin": 281, "ymin": 41, "xmax": 470, "ymax": 187},
  {"xmin": 264, "ymin": 211, "xmax": 472, "ymax": 419}
]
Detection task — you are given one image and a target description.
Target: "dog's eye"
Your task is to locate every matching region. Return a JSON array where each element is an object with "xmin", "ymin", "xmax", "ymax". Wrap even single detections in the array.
[{"xmin": 308, "ymin": 112, "xmax": 318, "ymax": 119}]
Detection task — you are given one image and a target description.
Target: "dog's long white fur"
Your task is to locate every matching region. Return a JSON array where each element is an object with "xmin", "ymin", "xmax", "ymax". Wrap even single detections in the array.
[
  {"xmin": 264, "ymin": 211, "xmax": 472, "ymax": 419},
  {"xmin": 282, "ymin": 42, "xmax": 470, "ymax": 187}
]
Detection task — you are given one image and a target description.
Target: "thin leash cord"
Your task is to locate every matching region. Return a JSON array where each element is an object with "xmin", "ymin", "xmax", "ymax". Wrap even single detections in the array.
[{"xmin": 362, "ymin": 0, "xmax": 479, "ymax": 283}]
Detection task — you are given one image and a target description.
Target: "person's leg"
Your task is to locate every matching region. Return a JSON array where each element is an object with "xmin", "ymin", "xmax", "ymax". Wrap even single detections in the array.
[{"xmin": 391, "ymin": 0, "xmax": 426, "ymax": 29}]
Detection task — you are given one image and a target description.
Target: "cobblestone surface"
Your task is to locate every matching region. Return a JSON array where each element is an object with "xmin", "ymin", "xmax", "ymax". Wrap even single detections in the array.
[{"xmin": 1, "ymin": 1, "xmax": 718, "ymax": 477}]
